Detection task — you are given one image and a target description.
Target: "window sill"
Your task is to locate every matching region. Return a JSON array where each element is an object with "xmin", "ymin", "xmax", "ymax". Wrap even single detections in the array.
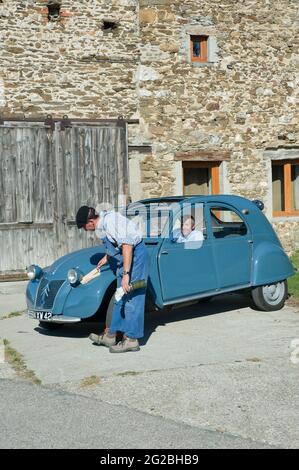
[
  {"xmin": 272, "ymin": 215, "xmax": 299, "ymax": 222},
  {"xmin": 190, "ymin": 61, "xmax": 216, "ymax": 67}
]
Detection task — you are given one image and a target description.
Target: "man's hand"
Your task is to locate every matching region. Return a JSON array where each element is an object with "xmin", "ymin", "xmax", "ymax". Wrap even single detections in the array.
[
  {"xmin": 97, "ymin": 254, "xmax": 108, "ymax": 271},
  {"xmin": 121, "ymin": 273, "xmax": 131, "ymax": 294}
]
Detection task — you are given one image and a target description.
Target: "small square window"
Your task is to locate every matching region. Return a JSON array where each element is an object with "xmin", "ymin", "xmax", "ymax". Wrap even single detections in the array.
[
  {"xmin": 272, "ymin": 159, "xmax": 299, "ymax": 216},
  {"xmin": 183, "ymin": 161, "xmax": 220, "ymax": 196},
  {"xmin": 190, "ymin": 35, "xmax": 208, "ymax": 63}
]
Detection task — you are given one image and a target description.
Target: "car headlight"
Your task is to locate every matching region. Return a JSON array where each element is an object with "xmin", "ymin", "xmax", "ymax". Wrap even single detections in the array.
[
  {"xmin": 26, "ymin": 265, "xmax": 43, "ymax": 280},
  {"xmin": 67, "ymin": 269, "xmax": 83, "ymax": 286}
]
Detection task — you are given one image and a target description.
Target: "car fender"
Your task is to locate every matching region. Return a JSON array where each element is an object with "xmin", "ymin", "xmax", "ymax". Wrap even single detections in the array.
[
  {"xmin": 56, "ymin": 270, "xmax": 116, "ymax": 319},
  {"xmin": 26, "ymin": 280, "xmax": 39, "ymax": 310},
  {"xmin": 252, "ymin": 241, "xmax": 295, "ymax": 286}
]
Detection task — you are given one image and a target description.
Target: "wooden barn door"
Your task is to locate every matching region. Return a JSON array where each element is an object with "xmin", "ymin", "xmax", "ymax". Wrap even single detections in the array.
[
  {"xmin": 56, "ymin": 122, "xmax": 128, "ymax": 256},
  {"xmin": 0, "ymin": 120, "xmax": 128, "ymax": 278},
  {"xmin": 0, "ymin": 124, "xmax": 56, "ymax": 277}
]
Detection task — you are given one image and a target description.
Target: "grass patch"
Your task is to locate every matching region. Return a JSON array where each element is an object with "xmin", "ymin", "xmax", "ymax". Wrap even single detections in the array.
[
  {"xmin": 1, "ymin": 310, "xmax": 25, "ymax": 320},
  {"xmin": 246, "ymin": 357, "xmax": 262, "ymax": 363},
  {"xmin": 3, "ymin": 339, "xmax": 41, "ymax": 385},
  {"xmin": 288, "ymin": 252, "xmax": 299, "ymax": 299},
  {"xmin": 116, "ymin": 371, "xmax": 142, "ymax": 377},
  {"xmin": 115, "ymin": 369, "xmax": 159, "ymax": 377},
  {"xmin": 80, "ymin": 375, "xmax": 101, "ymax": 389}
]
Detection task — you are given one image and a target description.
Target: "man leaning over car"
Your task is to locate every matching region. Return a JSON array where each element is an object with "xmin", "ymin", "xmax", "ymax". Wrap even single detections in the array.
[{"xmin": 76, "ymin": 206, "xmax": 149, "ymax": 353}]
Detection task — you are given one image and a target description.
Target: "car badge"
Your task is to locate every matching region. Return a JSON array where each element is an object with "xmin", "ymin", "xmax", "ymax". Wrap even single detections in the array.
[{"xmin": 40, "ymin": 284, "xmax": 50, "ymax": 302}]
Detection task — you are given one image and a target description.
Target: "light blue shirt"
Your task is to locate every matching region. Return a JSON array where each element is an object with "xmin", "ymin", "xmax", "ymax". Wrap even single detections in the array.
[
  {"xmin": 95, "ymin": 210, "xmax": 142, "ymax": 247},
  {"xmin": 172, "ymin": 228, "xmax": 204, "ymax": 244}
]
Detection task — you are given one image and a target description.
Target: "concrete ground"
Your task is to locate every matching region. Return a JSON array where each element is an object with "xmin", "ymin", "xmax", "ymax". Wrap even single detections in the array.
[
  {"xmin": 0, "ymin": 281, "xmax": 27, "ymax": 317},
  {"xmin": 0, "ymin": 379, "xmax": 271, "ymax": 449},
  {"xmin": 0, "ymin": 281, "xmax": 298, "ymax": 448}
]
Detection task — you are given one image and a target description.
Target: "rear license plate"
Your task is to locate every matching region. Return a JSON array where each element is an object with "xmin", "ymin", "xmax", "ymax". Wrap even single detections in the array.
[{"xmin": 28, "ymin": 310, "xmax": 53, "ymax": 321}]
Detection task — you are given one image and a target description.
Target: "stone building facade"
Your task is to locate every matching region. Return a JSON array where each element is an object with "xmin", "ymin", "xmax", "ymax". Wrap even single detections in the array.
[{"xmin": 0, "ymin": 0, "xmax": 298, "ymax": 251}]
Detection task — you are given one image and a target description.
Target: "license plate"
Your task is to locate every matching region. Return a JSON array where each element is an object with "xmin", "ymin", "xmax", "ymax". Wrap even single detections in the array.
[{"xmin": 28, "ymin": 310, "xmax": 53, "ymax": 321}]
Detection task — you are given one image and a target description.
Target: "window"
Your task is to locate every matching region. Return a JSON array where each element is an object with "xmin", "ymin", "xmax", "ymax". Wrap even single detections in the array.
[
  {"xmin": 272, "ymin": 160, "xmax": 299, "ymax": 216},
  {"xmin": 210, "ymin": 207, "xmax": 247, "ymax": 238},
  {"xmin": 125, "ymin": 200, "xmax": 181, "ymax": 238},
  {"xmin": 47, "ymin": 1, "xmax": 61, "ymax": 22},
  {"xmin": 172, "ymin": 204, "xmax": 206, "ymax": 242},
  {"xmin": 102, "ymin": 20, "xmax": 118, "ymax": 31},
  {"xmin": 183, "ymin": 161, "xmax": 220, "ymax": 196},
  {"xmin": 190, "ymin": 35, "xmax": 208, "ymax": 63},
  {"xmin": 126, "ymin": 200, "xmax": 206, "ymax": 240}
]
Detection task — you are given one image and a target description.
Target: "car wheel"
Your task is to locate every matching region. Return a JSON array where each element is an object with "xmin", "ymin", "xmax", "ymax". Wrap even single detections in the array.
[
  {"xmin": 251, "ymin": 280, "xmax": 288, "ymax": 311},
  {"xmin": 39, "ymin": 321, "xmax": 64, "ymax": 330}
]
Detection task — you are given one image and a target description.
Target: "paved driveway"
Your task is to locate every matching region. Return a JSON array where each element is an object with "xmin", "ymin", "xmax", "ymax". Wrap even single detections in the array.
[
  {"xmin": 0, "ymin": 282, "xmax": 298, "ymax": 448},
  {"xmin": 0, "ymin": 281, "xmax": 28, "ymax": 317}
]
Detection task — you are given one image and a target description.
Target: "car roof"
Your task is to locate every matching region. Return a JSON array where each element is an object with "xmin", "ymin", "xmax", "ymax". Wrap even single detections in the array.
[
  {"xmin": 135, "ymin": 195, "xmax": 275, "ymax": 236},
  {"xmin": 137, "ymin": 194, "xmax": 255, "ymax": 208}
]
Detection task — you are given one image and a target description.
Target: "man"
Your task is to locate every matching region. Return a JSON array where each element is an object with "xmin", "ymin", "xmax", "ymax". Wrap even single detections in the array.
[
  {"xmin": 76, "ymin": 205, "xmax": 149, "ymax": 353},
  {"xmin": 172, "ymin": 215, "xmax": 204, "ymax": 243}
]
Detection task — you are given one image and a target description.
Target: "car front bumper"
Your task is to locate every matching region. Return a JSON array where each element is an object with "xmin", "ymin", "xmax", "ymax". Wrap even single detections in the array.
[{"xmin": 27, "ymin": 310, "xmax": 81, "ymax": 323}]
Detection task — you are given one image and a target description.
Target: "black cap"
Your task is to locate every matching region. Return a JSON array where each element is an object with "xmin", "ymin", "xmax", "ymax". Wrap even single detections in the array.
[{"xmin": 76, "ymin": 206, "xmax": 90, "ymax": 229}]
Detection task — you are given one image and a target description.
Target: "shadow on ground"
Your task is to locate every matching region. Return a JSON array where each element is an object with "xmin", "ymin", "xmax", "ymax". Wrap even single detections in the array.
[{"xmin": 34, "ymin": 292, "xmax": 253, "ymax": 345}]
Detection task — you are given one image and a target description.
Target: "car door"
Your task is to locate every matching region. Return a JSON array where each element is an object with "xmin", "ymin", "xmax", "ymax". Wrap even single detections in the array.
[
  {"xmin": 158, "ymin": 203, "xmax": 218, "ymax": 303},
  {"xmin": 207, "ymin": 203, "xmax": 252, "ymax": 289}
]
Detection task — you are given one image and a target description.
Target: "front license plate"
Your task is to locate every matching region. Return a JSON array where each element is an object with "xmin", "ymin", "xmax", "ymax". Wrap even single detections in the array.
[{"xmin": 28, "ymin": 310, "xmax": 53, "ymax": 321}]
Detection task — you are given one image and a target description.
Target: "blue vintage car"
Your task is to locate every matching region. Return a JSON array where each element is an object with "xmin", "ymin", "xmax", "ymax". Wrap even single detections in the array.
[{"xmin": 26, "ymin": 195, "xmax": 295, "ymax": 329}]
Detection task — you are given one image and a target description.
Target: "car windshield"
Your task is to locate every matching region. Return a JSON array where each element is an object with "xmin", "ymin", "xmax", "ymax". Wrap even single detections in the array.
[
  {"xmin": 122, "ymin": 202, "xmax": 175, "ymax": 238},
  {"xmin": 122, "ymin": 200, "xmax": 204, "ymax": 239}
]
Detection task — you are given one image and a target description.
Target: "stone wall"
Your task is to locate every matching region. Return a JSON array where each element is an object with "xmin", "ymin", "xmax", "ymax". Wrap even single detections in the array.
[
  {"xmin": 0, "ymin": 0, "xmax": 298, "ymax": 251},
  {"xmin": 0, "ymin": 0, "xmax": 139, "ymax": 117},
  {"xmin": 135, "ymin": 0, "xmax": 299, "ymax": 251}
]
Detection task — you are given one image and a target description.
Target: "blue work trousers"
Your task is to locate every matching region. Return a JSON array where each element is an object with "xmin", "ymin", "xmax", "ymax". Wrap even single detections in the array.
[{"xmin": 103, "ymin": 237, "xmax": 149, "ymax": 339}]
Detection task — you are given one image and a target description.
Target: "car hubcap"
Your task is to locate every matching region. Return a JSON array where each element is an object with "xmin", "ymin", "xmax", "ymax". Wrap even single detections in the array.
[{"xmin": 262, "ymin": 282, "xmax": 285, "ymax": 306}]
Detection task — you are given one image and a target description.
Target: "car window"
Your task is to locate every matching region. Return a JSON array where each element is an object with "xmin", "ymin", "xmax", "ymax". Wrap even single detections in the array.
[
  {"xmin": 171, "ymin": 204, "xmax": 206, "ymax": 244},
  {"xmin": 122, "ymin": 201, "xmax": 207, "ymax": 243},
  {"xmin": 210, "ymin": 207, "xmax": 247, "ymax": 238},
  {"xmin": 125, "ymin": 202, "xmax": 206, "ymax": 240},
  {"xmin": 125, "ymin": 202, "xmax": 179, "ymax": 238}
]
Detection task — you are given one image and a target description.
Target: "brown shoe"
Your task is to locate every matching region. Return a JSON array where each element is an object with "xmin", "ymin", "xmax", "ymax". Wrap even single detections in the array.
[
  {"xmin": 89, "ymin": 332, "xmax": 116, "ymax": 347},
  {"xmin": 109, "ymin": 337, "xmax": 140, "ymax": 353}
]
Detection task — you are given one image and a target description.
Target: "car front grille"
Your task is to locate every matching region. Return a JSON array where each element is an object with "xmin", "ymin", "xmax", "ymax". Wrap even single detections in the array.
[{"xmin": 35, "ymin": 279, "xmax": 65, "ymax": 310}]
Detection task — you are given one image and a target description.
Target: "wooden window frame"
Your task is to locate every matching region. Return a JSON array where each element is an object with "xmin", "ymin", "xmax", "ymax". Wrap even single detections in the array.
[
  {"xmin": 272, "ymin": 159, "xmax": 299, "ymax": 217},
  {"xmin": 190, "ymin": 35, "xmax": 208, "ymax": 63},
  {"xmin": 182, "ymin": 161, "xmax": 220, "ymax": 196}
]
